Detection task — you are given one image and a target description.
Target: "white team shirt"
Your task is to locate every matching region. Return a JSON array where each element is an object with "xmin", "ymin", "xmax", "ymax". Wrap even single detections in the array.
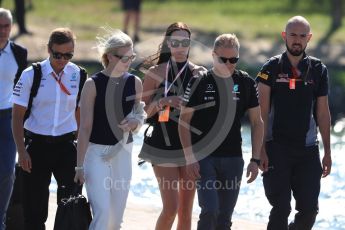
[
  {"xmin": 11, "ymin": 59, "xmax": 82, "ymax": 136},
  {"xmin": 0, "ymin": 41, "xmax": 18, "ymax": 109}
]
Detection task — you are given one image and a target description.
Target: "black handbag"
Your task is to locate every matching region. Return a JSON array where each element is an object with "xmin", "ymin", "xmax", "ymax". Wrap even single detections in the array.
[{"xmin": 53, "ymin": 185, "xmax": 92, "ymax": 230}]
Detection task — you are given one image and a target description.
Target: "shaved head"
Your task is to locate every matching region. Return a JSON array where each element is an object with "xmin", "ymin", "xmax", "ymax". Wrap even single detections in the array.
[
  {"xmin": 282, "ymin": 16, "xmax": 312, "ymax": 57},
  {"xmin": 285, "ymin": 16, "xmax": 311, "ymax": 33}
]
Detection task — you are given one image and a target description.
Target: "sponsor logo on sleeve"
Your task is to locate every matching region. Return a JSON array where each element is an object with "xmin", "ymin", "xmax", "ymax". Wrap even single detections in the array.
[
  {"xmin": 257, "ymin": 72, "xmax": 269, "ymax": 80},
  {"xmin": 70, "ymin": 72, "xmax": 77, "ymax": 81}
]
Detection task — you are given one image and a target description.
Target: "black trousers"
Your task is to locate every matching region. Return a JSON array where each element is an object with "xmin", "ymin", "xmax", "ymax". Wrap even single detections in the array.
[
  {"xmin": 23, "ymin": 138, "xmax": 76, "ymax": 230},
  {"xmin": 263, "ymin": 141, "xmax": 323, "ymax": 230}
]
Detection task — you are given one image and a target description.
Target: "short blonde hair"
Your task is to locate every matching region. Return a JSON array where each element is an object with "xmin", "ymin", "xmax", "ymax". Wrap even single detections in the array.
[
  {"xmin": 213, "ymin": 33, "xmax": 240, "ymax": 51},
  {"xmin": 96, "ymin": 29, "xmax": 133, "ymax": 67}
]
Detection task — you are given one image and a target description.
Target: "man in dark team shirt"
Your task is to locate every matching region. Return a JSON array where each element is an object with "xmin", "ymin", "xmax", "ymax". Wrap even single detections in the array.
[
  {"xmin": 256, "ymin": 16, "xmax": 332, "ymax": 230},
  {"xmin": 179, "ymin": 34, "xmax": 263, "ymax": 230}
]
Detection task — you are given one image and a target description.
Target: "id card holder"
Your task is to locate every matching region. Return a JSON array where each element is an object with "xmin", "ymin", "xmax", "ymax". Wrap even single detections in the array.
[
  {"xmin": 158, "ymin": 106, "xmax": 170, "ymax": 122},
  {"xmin": 289, "ymin": 79, "xmax": 296, "ymax": 90}
]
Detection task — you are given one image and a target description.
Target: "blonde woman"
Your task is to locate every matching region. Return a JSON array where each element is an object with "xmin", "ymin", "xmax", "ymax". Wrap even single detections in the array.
[{"xmin": 74, "ymin": 29, "xmax": 146, "ymax": 230}]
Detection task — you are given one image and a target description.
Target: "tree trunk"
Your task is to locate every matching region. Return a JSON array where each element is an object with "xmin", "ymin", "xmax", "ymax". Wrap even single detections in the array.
[{"xmin": 331, "ymin": 0, "xmax": 342, "ymax": 30}]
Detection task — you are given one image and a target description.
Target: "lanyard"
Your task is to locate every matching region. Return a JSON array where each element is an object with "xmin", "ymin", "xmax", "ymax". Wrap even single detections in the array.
[
  {"xmin": 51, "ymin": 72, "xmax": 71, "ymax": 95},
  {"xmin": 291, "ymin": 58, "xmax": 311, "ymax": 84},
  {"xmin": 164, "ymin": 60, "xmax": 188, "ymax": 97},
  {"xmin": 291, "ymin": 66, "xmax": 299, "ymax": 79}
]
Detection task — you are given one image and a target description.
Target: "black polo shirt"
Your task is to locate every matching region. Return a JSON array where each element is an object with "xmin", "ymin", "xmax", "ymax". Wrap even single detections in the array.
[
  {"xmin": 183, "ymin": 69, "xmax": 259, "ymax": 157},
  {"xmin": 256, "ymin": 52, "xmax": 329, "ymax": 147}
]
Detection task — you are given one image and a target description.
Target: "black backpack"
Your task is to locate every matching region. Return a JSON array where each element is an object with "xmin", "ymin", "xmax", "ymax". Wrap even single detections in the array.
[{"xmin": 18, "ymin": 63, "xmax": 88, "ymax": 121}]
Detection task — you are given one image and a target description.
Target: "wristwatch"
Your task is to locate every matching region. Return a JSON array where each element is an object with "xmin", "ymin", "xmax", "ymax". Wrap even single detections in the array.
[{"xmin": 250, "ymin": 158, "xmax": 261, "ymax": 166}]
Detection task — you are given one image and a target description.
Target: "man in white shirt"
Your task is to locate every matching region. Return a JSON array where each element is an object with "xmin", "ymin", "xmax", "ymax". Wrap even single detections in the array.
[
  {"xmin": 11, "ymin": 27, "xmax": 86, "ymax": 230},
  {"xmin": 0, "ymin": 8, "xmax": 27, "ymax": 230}
]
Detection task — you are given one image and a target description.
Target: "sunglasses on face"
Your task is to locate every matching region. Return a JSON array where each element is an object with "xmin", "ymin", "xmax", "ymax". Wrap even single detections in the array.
[
  {"xmin": 169, "ymin": 39, "xmax": 191, "ymax": 48},
  {"xmin": 217, "ymin": 56, "xmax": 239, "ymax": 64},
  {"xmin": 112, "ymin": 54, "xmax": 136, "ymax": 63},
  {"xmin": 50, "ymin": 49, "xmax": 74, "ymax": 60}
]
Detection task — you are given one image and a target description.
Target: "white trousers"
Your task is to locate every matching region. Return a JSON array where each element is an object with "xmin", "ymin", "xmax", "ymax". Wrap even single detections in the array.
[{"xmin": 84, "ymin": 141, "xmax": 133, "ymax": 230}]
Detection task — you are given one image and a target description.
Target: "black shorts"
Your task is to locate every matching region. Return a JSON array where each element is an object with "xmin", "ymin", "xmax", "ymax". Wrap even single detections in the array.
[
  {"xmin": 138, "ymin": 123, "xmax": 186, "ymax": 166},
  {"xmin": 122, "ymin": 0, "xmax": 141, "ymax": 11}
]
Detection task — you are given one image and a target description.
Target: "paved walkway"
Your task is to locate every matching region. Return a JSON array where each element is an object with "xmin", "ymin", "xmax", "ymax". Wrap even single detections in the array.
[{"xmin": 47, "ymin": 193, "xmax": 266, "ymax": 230}]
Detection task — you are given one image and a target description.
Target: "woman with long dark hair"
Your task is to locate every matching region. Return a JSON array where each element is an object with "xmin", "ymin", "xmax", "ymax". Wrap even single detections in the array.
[{"xmin": 139, "ymin": 22, "xmax": 205, "ymax": 230}]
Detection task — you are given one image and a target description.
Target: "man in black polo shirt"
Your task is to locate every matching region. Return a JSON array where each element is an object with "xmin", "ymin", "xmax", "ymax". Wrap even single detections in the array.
[
  {"xmin": 179, "ymin": 33, "xmax": 263, "ymax": 230},
  {"xmin": 256, "ymin": 16, "xmax": 331, "ymax": 230}
]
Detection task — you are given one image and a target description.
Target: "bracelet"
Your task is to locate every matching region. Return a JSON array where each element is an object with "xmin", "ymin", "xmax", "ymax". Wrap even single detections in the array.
[
  {"xmin": 75, "ymin": 166, "xmax": 84, "ymax": 171},
  {"xmin": 250, "ymin": 158, "xmax": 261, "ymax": 166}
]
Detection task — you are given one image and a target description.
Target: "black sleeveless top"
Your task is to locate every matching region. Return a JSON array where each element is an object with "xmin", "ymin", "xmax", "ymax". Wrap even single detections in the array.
[
  {"xmin": 89, "ymin": 72, "xmax": 136, "ymax": 145},
  {"xmin": 146, "ymin": 61, "xmax": 192, "ymax": 150}
]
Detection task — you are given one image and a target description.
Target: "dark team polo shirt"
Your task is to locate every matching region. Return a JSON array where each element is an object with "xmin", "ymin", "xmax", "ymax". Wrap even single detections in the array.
[
  {"xmin": 183, "ymin": 69, "xmax": 259, "ymax": 157},
  {"xmin": 256, "ymin": 52, "xmax": 329, "ymax": 147}
]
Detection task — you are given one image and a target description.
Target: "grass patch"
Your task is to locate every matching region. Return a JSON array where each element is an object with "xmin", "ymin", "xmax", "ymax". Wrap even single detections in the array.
[
  {"xmin": 2, "ymin": 0, "xmax": 344, "ymax": 43},
  {"xmin": 330, "ymin": 68, "xmax": 345, "ymax": 87},
  {"xmin": 3, "ymin": 0, "xmax": 344, "ymax": 117}
]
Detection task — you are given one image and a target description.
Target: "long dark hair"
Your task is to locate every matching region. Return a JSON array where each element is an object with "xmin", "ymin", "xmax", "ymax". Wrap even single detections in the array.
[
  {"xmin": 141, "ymin": 22, "xmax": 191, "ymax": 70},
  {"xmin": 157, "ymin": 22, "xmax": 191, "ymax": 64}
]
